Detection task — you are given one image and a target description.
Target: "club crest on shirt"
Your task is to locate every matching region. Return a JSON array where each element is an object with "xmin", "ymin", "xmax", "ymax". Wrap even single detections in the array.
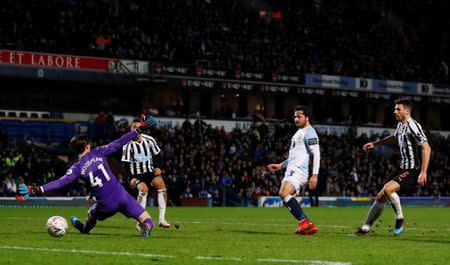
[{"xmin": 290, "ymin": 140, "xmax": 296, "ymax": 149}]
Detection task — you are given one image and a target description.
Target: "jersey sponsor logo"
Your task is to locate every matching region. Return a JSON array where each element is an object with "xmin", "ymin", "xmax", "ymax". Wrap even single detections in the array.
[
  {"xmin": 307, "ymin": 138, "xmax": 318, "ymax": 145},
  {"xmin": 134, "ymin": 153, "xmax": 151, "ymax": 163}
]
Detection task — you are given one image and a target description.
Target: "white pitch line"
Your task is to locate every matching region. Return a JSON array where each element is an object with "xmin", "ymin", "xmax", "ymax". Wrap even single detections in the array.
[
  {"xmin": 0, "ymin": 245, "xmax": 174, "ymax": 259},
  {"xmin": 257, "ymin": 258, "xmax": 351, "ymax": 265},
  {"xmin": 196, "ymin": 256, "xmax": 242, "ymax": 261}
]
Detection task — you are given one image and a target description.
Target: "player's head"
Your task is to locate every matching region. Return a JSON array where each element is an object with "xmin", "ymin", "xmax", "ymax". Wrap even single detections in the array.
[
  {"xmin": 394, "ymin": 98, "xmax": 412, "ymax": 122},
  {"xmin": 131, "ymin": 118, "xmax": 141, "ymax": 130},
  {"xmin": 293, "ymin": 105, "xmax": 311, "ymax": 128},
  {"xmin": 131, "ymin": 118, "xmax": 146, "ymax": 139},
  {"xmin": 70, "ymin": 134, "xmax": 91, "ymax": 155}
]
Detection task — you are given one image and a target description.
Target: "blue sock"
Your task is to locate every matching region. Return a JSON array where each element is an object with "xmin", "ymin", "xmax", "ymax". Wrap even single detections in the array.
[{"xmin": 284, "ymin": 195, "xmax": 307, "ymax": 221}]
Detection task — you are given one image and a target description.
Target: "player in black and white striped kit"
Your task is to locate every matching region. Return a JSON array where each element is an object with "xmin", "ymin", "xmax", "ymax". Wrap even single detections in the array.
[
  {"xmin": 122, "ymin": 118, "xmax": 170, "ymax": 228},
  {"xmin": 352, "ymin": 98, "xmax": 431, "ymax": 236}
]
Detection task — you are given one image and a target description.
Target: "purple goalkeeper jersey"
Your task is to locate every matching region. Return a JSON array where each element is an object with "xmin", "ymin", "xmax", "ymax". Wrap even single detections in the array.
[{"xmin": 43, "ymin": 130, "xmax": 139, "ymax": 205}]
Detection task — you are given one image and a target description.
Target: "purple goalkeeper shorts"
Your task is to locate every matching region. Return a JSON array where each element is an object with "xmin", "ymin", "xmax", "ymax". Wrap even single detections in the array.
[{"xmin": 87, "ymin": 192, "xmax": 145, "ymax": 221}]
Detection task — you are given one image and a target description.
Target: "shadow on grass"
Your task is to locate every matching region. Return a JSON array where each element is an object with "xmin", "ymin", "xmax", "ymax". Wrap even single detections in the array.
[
  {"xmin": 345, "ymin": 232, "xmax": 450, "ymax": 245},
  {"xmin": 227, "ymin": 229, "xmax": 283, "ymax": 235}
]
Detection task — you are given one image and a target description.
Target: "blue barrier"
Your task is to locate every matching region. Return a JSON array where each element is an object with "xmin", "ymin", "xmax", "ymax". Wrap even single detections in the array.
[
  {"xmin": 259, "ymin": 196, "xmax": 450, "ymax": 208},
  {"xmin": 0, "ymin": 119, "xmax": 83, "ymax": 143}
]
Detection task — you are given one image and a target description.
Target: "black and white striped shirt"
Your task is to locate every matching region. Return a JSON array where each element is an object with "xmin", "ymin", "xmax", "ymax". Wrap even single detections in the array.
[
  {"xmin": 394, "ymin": 117, "xmax": 427, "ymax": 170},
  {"xmin": 121, "ymin": 134, "xmax": 161, "ymax": 175}
]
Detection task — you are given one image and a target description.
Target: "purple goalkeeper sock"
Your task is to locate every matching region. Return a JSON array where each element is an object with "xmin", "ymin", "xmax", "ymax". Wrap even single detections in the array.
[
  {"xmin": 82, "ymin": 219, "xmax": 97, "ymax": 234},
  {"xmin": 141, "ymin": 218, "xmax": 154, "ymax": 231}
]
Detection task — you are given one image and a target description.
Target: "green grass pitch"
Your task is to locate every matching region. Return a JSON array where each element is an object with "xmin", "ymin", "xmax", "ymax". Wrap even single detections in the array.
[{"xmin": 0, "ymin": 206, "xmax": 448, "ymax": 265}]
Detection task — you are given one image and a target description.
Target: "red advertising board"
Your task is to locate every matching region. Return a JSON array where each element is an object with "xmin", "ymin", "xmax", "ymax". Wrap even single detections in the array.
[{"xmin": 0, "ymin": 50, "xmax": 117, "ymax": 72}]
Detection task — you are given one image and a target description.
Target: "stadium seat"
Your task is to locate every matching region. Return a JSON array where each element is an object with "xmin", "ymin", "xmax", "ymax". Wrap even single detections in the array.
[{"xmin": 8, "ymin": 112, "xmax": 17, "ymax": 118}]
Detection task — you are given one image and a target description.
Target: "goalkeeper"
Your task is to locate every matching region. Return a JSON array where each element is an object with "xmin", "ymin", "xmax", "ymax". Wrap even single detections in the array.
[{"xmin": 28, "ymin": 115, "xmax": 158, "ymax": 237}]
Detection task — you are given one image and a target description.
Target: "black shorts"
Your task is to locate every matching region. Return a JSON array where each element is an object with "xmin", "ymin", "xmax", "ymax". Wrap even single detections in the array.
[
  {"xmin": 389, "ymin": 169, "xmax": 420, "ymax": 196},
  {"xmin": 129, "ymin": 172, "xmax": 156, "ymax": 187}
]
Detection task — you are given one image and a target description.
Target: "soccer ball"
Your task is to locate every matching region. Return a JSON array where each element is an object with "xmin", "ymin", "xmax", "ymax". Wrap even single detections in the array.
[{"xmin": 46, "ymin": 216, "xmax": 68, "ymax": 237}]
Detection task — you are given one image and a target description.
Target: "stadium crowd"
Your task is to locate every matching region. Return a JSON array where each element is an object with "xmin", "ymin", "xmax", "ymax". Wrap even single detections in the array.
[
  {"xmin": 1, "ymin": 120, "xmax": 448, "ymax": 205},
  {"xmin": 1, "ymin": 0, "xmax": 448, "ymax": 83}
]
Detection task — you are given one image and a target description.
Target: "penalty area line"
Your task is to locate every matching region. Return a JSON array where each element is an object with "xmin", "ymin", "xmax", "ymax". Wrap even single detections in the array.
[{"xmin": 0, "ymin": 245, "xmax": 174, "ymax": 259}]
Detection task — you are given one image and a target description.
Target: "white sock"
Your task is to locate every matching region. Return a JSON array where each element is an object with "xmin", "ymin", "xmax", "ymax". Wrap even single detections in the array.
[
  {"xmin": 362, "ymin": 201, "xmax": 385, "ymax": 231},
  {"xmin": 157, "ymin": 189, "xmax": 167, "ymax": 222},
  {"xmin": 387, "ymin": 192, "xmax": 404, "ymax": 220},
  {"xmin": 137, "ymin": 192, "xmax": 147, "ymax": 209},
  {"xmin": 283, "ymin": 195, "xmax": 293, "ymax": 203}
]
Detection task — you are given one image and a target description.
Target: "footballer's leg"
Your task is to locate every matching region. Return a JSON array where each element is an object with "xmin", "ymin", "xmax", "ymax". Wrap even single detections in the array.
[
  {"xmin": 134, "ymin": 180, "xmax": 149, "ymax": 231},
  {"xmin": 124, "ymin": 192, "xmax": 154, "ymax": 237},
  {"xmin": 279, "ymin": 181, "xmax": 317, "ymax": 235},
  {"xmin": 71, "ymin": 204, "xmax": 98, "ymax": 234},
  {"xmin": 350, "ymin": 189, "xmax": 386, "ymax": 236},
  {"xmin": 152, "ymin": 176, "xmax": 170, "ymax": 228},
  {"xmin": 137, "ymin": 211, "xmax": 154, "ymax": 238},
  {"xmin": 384, "ymin": 180, "xmax": 404, "ymax": 236},
  {"xmin": 136, "ymin": 181, "xmax": 149, "ymax": 209}
]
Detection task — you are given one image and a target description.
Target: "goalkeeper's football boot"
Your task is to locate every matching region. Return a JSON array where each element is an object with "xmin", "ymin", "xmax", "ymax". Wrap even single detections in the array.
[
  {"xmin": 137, "ymin": 217, "xmax": 154, "ymax": 237},
  {"xmin": 138, "ymin": 222, "xmax": 153, "ymax": 238},
  {"xmin": 70, "ymin": 216, "xmax": 84, "ymax": 233},
  {"xmin": 393, "ymin": 218, "xmax": 404, "ymax": 236},
  {"xmin": 295, "ymin": 219, "xmax": 318, "ymax": 235},
  {"xmin": 348, "ymin": 228, "xmax": 371, "ymax": 236}
]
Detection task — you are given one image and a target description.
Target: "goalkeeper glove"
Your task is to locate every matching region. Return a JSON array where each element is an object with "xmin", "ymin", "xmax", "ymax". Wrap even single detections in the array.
[
  {"xmin": 29, "ymin": 186, "xmax": 44, "ymax": 197},
  {"xmin": 141, "ymin": 113, "xmax": 157, "ymax": 127},
  {"xmin": 18, "ymin": 184, "xmax": 30, "ymax": 200}
]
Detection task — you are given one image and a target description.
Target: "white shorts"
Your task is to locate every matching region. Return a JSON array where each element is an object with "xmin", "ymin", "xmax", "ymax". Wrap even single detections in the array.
[{"xmin": 281, "ymin": 167, "xmax": 309, "ymax": 194}]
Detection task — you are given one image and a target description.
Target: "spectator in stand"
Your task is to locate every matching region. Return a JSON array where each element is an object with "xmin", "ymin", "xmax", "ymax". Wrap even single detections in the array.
[
  {"xmin": 95, "ymin": 33, "xmax": 111, "ymax": 51},
  {"xmin": 3, "ymin": 173, "xmax": 17, "ymax": 196},
  {"xmin": 1, "ymin": 113, "xmax": 448, "ymax": 203},
  {"xmin": 2, "ymin": 0, "xmax": 449, "ymax": 83}
]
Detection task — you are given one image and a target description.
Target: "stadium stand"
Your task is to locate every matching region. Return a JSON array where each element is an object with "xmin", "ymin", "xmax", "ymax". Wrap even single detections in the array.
[
  {"xmin": 1, "ymin": 0, "xmax": 448, "ymax": 83},
  {"xmin": 1, "ymin": 120, "xmax": 448, "ymax": 205},
  {"xmin": 0, "ymin": 0, "xmax": 449, "ymax": 206}
]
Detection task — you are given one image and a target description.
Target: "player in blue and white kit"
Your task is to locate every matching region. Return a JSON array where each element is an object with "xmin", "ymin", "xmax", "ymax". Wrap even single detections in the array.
[
  {"xmin": 29, "ymin": 116, "xmax": 157, "ymax": 237},
  {"xmin": 267, "ymin": 105, "xmax": 320, "ymax": 235}
]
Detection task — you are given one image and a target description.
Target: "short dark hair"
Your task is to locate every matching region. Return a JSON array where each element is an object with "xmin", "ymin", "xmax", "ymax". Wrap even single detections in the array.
[
  {"xmin": 294, "ymin": 105, "xmax": 312, "ymax": 119},
  {"xmin": 395, "ymin": 98, "xmax": 413, "ymax": 110},
  {"xmin": 70, "ymin": 135, "xmax": 90, "ymax": 154}
]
